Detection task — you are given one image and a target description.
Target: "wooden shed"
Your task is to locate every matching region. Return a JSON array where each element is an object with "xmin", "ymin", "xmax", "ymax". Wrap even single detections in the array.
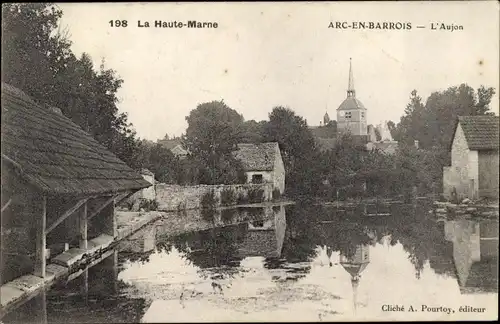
[{"xmin": 1, "ymin": 83, "xmax": 151, "ymax": 284}]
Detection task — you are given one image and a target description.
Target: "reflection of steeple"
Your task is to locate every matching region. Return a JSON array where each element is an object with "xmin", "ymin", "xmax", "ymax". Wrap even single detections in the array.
[
  {"xmin": 351, "ymin": 277, "xmax": 359, "ymax": 313},
  {"xmin": 340, "ymin": 244, "xmax": 370, "ymax": 314},
  {"xmin": 444, "ymin": 220, "xmax": 499, "ymax": 294}
]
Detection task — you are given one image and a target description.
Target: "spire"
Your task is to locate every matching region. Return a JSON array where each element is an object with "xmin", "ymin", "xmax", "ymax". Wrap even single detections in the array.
[{"xmin": 347, "ymin": 58, "xmax": 355, "ymax": 97}]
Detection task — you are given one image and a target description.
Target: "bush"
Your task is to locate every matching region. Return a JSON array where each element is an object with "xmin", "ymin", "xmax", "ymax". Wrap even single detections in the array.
[
  {"xmin": 272, "ymin": 188, "xmax": 281, "ymax": 200},
  {"xmin": 139, "ymin": 199, "xmax": 158, "ymax": 211},
  {"xmin": 201, "ymin": 190, "xmax": 217, "ymax": 210},
  {"xmin": 220, "ymin": 187, "xmax": 237, "ymax": 206},
  {"xmin": 247, "ymin": 188, "xmax": 264, "ymax": 203}
]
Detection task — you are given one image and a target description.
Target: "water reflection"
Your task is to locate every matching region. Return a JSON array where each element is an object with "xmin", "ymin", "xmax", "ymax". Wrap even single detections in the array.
[
  {"xmin": 2, "ymin": 203, "xmax": 498, "ymax": 322},
  {"xmin": 3, "ymin": 251, "xmax": 149, "ymax": 324},
  {"xmin": 444, "ymin": 219, "xmax": 498, "ymax": 294}
]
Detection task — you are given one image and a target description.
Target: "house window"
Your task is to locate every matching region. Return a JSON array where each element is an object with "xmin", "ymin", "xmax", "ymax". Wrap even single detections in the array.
[
  {"xmin": 252, "ymin": 174, "xmax": 263, "ymax": 184},
  {"xmin": 345, "ymin": 112, "xmax": 352, "ymax": 119},
  {"xmin": 361, "ymin": 112, "xmax": 365, "ymax": 118}
]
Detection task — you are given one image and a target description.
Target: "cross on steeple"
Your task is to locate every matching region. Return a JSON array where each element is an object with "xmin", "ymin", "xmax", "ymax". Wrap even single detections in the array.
[{"xmin": 347, "ymin": 58, "xmax": 355, "ymax": 97}]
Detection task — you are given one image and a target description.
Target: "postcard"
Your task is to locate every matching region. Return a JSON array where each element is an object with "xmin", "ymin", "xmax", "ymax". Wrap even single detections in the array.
[{"xmin": 1, "ymin": 1, "xmax": 498, "ymax": 322}]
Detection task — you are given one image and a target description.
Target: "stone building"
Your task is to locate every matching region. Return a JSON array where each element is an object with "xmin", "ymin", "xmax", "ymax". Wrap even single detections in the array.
[
  {"xmin": 232, "ymin": 142, "xmax": 286, "ymax": 194},
  {"xmin": 1, "ymin": 83, "xmax": 150, "ymax": 285},
  {"xmin": 443, "ymin": 116, "xmax": 499, "ymax": 201}
]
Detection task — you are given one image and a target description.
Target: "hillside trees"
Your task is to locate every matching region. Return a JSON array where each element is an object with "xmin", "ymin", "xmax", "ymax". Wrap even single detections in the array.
[{"xmin": 2, "ymin": 3, "xmax": 142, "ymax": 168}]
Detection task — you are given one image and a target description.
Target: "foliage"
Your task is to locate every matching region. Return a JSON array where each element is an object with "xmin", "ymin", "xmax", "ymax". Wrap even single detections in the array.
[
  {"xmin": 392, "ymin": 85, "xmax": 496, "ymax": 150},
  {"xmin": 136, "ymin": 140, "xmax": 182, "ymax": 184},
  {"xmin": 264, "ymin": 106, "xmax": 322, "ymax": 197},
  {"xmin": 183, "ymin": 101, "xmax": 247, "ymax": 185},
  {"xmin": 239, "ymin": 120, "xmax": 267, "ymax": 144},
  {"xmin": 184, "ymin": 100, "xmax": 243, "ymax": 158},
  {"xmin": 247, "ymin": 188, "xmax": 264, "ymax": 203},
  {"xmin": 318, "ymin": 132, "xmax": 442, "ymax": 200},
  {"xmin": 2, "ymin": 3, "xmax": 143, "ymax": 168},
  {"xmin": 220, "ymin": 187, "xmax": 237, "ymax": 206}
]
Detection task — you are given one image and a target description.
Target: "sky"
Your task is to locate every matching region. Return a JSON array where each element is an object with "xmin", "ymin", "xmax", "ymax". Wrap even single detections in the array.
[{"xmin": 57, "ymin": 2, "xmax": 499, "ymax": 141}]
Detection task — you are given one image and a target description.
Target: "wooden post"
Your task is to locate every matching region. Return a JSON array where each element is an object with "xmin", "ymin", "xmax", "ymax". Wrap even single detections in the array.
[
  {"xmin": 102, "ymin": 200, "xmax": 117, "ymax": 238},
  {"xmin": 34, "ymin": 196, "xmax": 47, "ymax": 278},
  {"xmin": 79, "ymin": 202, "xmax": 88, "ymax": 249}
]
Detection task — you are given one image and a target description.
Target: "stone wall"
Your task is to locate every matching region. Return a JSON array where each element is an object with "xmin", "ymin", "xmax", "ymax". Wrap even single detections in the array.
[{"xmin": 155, "ymin": 183, "xmax": 273, "ymax": 212}]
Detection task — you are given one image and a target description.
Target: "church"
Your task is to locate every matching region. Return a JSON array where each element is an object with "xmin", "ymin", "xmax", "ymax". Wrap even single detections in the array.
[{"xmin": 310, "ymin": 59, "xmax": 399, "ymax": 154}]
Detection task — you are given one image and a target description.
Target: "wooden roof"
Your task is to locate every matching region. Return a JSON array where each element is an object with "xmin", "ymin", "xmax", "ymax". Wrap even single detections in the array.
[
  {"xmin": 1, "ymin": 83, "xmax": 151, "ymax": 196},
  {"xmin": 457, "ymin": 116, "xmax": 499, "ymax": 150}
]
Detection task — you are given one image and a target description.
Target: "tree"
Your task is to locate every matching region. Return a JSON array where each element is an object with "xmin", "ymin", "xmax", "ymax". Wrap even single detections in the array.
[
  {"xmin": 183, "ymin": 100, "xmax": 246, "ymax": 184},
  {"xmin": 394, "ymin": 84, "xmax": 496, "ymax": 151},
  {"xmin": 264, "ymin": 107, "xmax": 321, "ymax": 196},
  {"xmin": 136, "ymin": 140, "xmax": 181, "ymax": 184},
  {"xmin": 2, "ymin": 3, "xmax": 143, "ymax": 168},
  {"xmin": 239, "ymin": 120, "xmax": 267, "ymax": 144}
]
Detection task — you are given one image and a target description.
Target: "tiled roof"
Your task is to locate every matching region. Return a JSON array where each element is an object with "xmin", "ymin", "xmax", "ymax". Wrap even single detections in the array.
[
  {"xmin": 232, "ymin": 142, "xmax": 279, "ymax": 171},
  {"xmin": 458, "ymin": 116, "xmax": 499, "ymax": 150},
  {"xmin": 337, "ymin": 97, "xmax": 366, "ymax": 111},
  {"xmin": 1, "ymin": 83, "xmax": 151, "ymax": 196}
]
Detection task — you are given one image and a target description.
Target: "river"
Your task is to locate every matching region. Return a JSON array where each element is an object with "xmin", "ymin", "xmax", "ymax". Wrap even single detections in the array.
[{"xmin": 2, "ymin": 202, "xmax": 498, "ymax": 322}]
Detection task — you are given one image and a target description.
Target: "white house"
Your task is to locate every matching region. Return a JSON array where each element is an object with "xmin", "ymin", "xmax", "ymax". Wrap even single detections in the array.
[{"xmin": 232, "ymin": 142, "xmax": 286, "ymax": 194}]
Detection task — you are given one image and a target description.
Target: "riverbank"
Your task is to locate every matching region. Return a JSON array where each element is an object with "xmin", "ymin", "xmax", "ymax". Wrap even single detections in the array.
[
  {"xmin": 433, "ymin": 200, "xmax": 499, "ymax": 219},
  {"xmin": 0, "ymin": 200, "xmax": 293, "ymax": 318}
]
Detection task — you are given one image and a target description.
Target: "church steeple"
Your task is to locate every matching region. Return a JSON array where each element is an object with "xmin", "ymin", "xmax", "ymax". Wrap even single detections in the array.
[{"xmin": 347, "ymin": 58, "xmax": 355, "ymax": 97}]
